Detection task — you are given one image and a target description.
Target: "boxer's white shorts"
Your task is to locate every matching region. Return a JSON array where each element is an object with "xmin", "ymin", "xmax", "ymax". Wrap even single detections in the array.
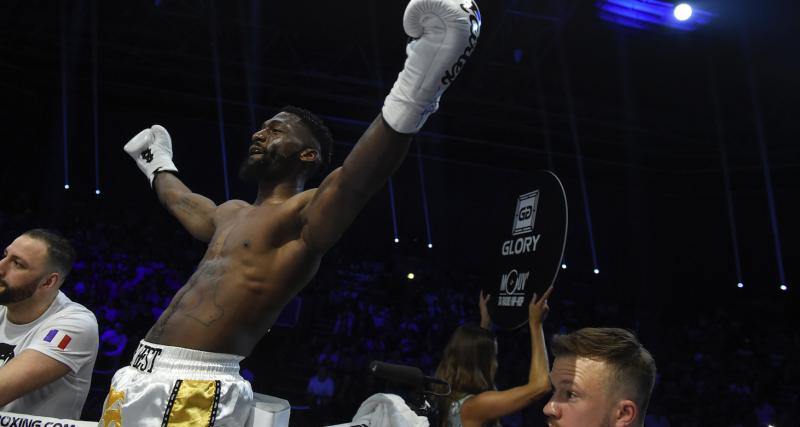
[{"xmin": 99, "ymin": 340, "xmax": 253, "ymax": 426}]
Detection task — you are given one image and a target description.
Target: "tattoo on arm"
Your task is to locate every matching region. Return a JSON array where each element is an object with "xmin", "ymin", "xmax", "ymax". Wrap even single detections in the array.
[{"xmin": 174, "ymin": 197, "xmax": 203, "ymax": 218}]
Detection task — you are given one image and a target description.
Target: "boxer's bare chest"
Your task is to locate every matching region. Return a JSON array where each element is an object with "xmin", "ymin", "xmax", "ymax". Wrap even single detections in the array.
[{"xmin": 147, "ymin": 194, "xmax": 319, "ymax": 354}]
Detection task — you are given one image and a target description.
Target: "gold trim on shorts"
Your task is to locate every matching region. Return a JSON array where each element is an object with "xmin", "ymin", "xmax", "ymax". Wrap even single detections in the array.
[{"xmin": 161, "ymin": 379, "xmax": 222, "ymax": 427}]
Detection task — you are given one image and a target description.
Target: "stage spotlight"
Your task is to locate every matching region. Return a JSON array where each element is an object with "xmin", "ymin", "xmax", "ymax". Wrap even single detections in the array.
[
  {"xmin": 593, "ymin": 268, "xmax": 600, "ymax": 275},
  {"xmin": 737, "ymin": 282, "xmax": 744, "ymax": 288},
  {"xmin": 64, "ymin": 184, "xmax": 70, "ymax": 190},
  {"xmin": 95, "ymin": 189, "xmax": 101, "ymax": 195},
  {"xmin": 561, "ymin": 263, "xmax": 567, "ymax": 270},
  {"xmin": 427, "ymin": 243, "xmax": 433, "ymax": 248},
  {"xmin": 394, "ymin": 238, "xmax": 399, "ymax": 243},
  {"xmin": 780, "ymin": 284, "xmax": 788, "ymax": 291},
  {"xmin": 673, "ymin": 3, "xmax": 693, "ymax": 21},
  {"xmin": 407, "ymin": 273, "xmax": 415, "ymax": 280},
  {"xmin": 597, "ymin": 0, "xmax": 712, "ymax": 31}
]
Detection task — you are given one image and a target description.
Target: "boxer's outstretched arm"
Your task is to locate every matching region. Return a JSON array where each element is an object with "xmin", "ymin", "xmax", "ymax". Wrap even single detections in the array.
[
  {"xmin": 300, "ymin": 115, "xmax": 411, "ymax": 253},
  {"xmin": 154, "ymin": 172, "xmax": 217, "ymax": 243},
  {"xmin": 124, "ymin": 125, "xmax": 215, "ymax": 242},
  {"xmin": 300, "ymin": 0, "xmax": 481, "ymax": 252}
]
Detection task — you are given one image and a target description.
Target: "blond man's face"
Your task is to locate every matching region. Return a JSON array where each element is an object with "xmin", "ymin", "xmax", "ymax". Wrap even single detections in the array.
[{"xmin": 543, "ymin": 355, "xmax": 620, "ymax": 427}]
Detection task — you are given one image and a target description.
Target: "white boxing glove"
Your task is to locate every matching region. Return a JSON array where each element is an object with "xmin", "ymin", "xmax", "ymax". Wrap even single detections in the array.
[
  {"xmin": 123, "ymin": 124, "xmax": 178, "ymax": 187},
  {"xmin": 382, "ymin": 0, "xmax": 481, "ymax": 134}
]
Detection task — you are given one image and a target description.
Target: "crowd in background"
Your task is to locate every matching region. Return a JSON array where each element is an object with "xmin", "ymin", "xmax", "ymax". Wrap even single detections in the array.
[{"xmin": 1, "ymin": 199, "xmax": 796, "ymax": 426}]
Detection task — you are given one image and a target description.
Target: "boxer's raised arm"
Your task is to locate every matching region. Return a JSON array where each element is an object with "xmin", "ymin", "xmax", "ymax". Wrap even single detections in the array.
[
  {"xmin": 154, "ymin": 173, "xmax": 217, "ymax": 243},
  {"xmin": 299, "ymin": 0, "xmax": 481, "ymax": 253},
  {"xmin": 124, "ymin": 125, "xmax": 217, "ymax": 242},
  {"xmin": 300, "ymin": 116, "xmax": 411, "ymax": 252}
]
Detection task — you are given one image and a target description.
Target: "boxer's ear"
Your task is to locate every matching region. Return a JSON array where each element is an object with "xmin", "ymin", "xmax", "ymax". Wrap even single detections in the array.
[{"xmin": 299, "ymin": 148, "xmax": 319, "ymax": 164}]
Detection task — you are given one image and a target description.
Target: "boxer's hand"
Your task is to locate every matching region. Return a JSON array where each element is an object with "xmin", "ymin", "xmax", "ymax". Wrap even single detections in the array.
[
  {"xmin": 479, "ymin": 290, "xmax": 492, "ymax": 329},
  {"xmin": 528, "ymin": 285, "xmax": 553, "ymax": 326},
  {"xmin": 124, "ymin": 124, "xmax": 178, "ymax": 187},
  {"xmin": 382, "ymin": 0, "xmax": 481, "ymax": 134}
]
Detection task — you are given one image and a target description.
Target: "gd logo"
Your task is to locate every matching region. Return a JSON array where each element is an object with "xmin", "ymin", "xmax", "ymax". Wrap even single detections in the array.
[{"xmin": 518, "ymin": 206, "xmax": 532, "ymax": 221}]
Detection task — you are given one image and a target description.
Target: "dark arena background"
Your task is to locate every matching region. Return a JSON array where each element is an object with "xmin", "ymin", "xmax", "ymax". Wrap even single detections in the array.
[{"xmin": 1, "ymin": 0, "xmax": 798, "ymax": 425}]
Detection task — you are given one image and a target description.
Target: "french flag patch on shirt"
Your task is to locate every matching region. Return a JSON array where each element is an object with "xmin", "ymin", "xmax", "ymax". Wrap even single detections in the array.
[{"xmin": 43, "ymin": 329, "xmax": 72, "ymax": 350}]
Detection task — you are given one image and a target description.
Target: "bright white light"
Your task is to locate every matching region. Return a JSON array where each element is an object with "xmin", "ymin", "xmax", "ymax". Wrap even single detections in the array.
[
  {"xmin": 64, "ymin": 184, "xmax": 70, "ymax": 190},
  {"xmin": 561, "ymin": 263, "xmax": 568, "ymax": 270},
  {"xmin": 674, "ymin": 3, "xmax": 693, "ymax": 21},
  {"xmin": 394, "ymin": 238, "xmax": 399, "ymax": 243},
  {"xmin": 780, "ymin": 284, "xmax": 788, "ymax": 291},
  {"xmin": 407, "ymin": 273, "xmax": 415, "ymax": 280},
  {"xmin": 737, "ymin": 282, "xmax": 744, "ymax": 288},
  {"xmin": 593, "ymin": 268, "xmax": 600, "ymax": 275},
  {"xmin": 95, "ymin": 189, "xmax": 101, "ymax": 195},
  {"xmin": 427, "ymin": 243, "xmax": 433, "ymax": 248}
]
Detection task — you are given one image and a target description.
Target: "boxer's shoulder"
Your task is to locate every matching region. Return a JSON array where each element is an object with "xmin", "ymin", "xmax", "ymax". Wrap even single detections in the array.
[
  {"xmin": 293, "ymin": 188, "xmax": 317, "ymax": 206},
  {"xmin": 215, "ymin": 193, "xmax": 314, "ymax": 233},
  {"xmin": 218, "ymin": 199, "xmax": 249, "ymax": 211},
  {"xmin": 212, "ymin": 199, "xmax": 249, "ymax": 221}
]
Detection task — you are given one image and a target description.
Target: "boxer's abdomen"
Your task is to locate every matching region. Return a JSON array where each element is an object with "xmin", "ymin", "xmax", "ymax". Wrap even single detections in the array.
[
  {"xmin": 144, "ymin": 258, "xmax": 288, "ymax": 356},
  {"xmin": 145, "ymin": 211, "xmax": 323, "ymax": 356}
]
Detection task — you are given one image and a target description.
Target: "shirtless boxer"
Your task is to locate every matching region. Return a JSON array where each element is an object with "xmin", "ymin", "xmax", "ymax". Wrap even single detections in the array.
[{"xmin": 100, "ymin": 0, "xmax": 482, "ymax": 425}]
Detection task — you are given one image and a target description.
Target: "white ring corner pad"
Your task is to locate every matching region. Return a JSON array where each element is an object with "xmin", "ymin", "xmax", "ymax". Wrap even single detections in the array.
[{"xmin": 248, "ymin": 392, "xmax": 291, "ymax": 427}]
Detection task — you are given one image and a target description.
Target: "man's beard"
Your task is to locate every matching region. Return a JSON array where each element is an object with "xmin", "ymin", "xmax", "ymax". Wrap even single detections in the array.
[
  {"xmin": 0, "ymin": 278, "xmax": 39, "ymax": 305},
  {"xmin": 238, "ymin": 150, "xmax": 303, "ymax": 183}
]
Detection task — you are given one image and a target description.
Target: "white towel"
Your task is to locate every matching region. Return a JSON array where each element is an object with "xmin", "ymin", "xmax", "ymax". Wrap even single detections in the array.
[{"xmin": 351, "ymin": 393, "xmax": 430, "ymax": 427}]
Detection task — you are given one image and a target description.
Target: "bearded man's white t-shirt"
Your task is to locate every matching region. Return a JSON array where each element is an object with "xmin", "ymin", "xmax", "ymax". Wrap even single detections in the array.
[{"xmin": 0, "ymin": 291, "xmax": 99, "ymax": 419}]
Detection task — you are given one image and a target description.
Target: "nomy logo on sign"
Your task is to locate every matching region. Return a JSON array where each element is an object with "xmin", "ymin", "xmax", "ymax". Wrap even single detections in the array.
[{"xmin": 498, "ymin": 269, "xmax": 530, "ymax": 307}]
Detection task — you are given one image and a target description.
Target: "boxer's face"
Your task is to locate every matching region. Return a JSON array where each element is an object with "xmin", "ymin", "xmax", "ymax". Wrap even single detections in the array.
[
  {"xmin": 0, "ymin": 236, "xmax": 50, "ymax": 305},
  {"xmin": 543, "ymin": 356, "xmax": 621, "ymax": 427},
  {"xmin": 240, "ymin": 112, "xmax": 320, "ymax": 183}
]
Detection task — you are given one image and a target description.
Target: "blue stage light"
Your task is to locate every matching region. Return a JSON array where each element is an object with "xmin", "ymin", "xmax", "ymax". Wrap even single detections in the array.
[
  {"xmin": 597, "ymin": 0, "xmax": 712, "ymax": 31},
  {"xmin": 673, "ymin": 3, "xmax": 693, "ymax": 21}
]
